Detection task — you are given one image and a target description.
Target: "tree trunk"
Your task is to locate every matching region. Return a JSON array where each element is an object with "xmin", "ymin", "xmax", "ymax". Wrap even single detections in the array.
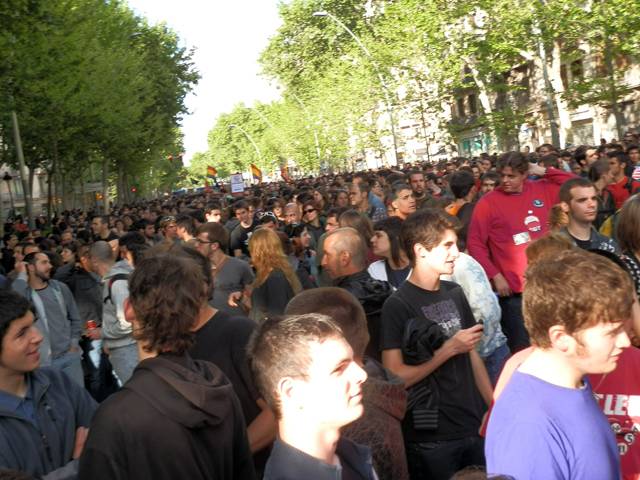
[
  {"xmin": 603, "ymin": 40, "xmax": 625, "ymax": 140},
  {"xmin": 80, "ymin": 172, "xmax": 86, "ymax": 212},
  {"xmin": 101, "ymin": 157, "xmax": 109, "ymax": 214},
  {"xmin": 47, "ymin": 143, "xmax": 57, "ymax": 220},
  {"xmin": 550, "ymin": 41, "xmax": 573, "ymax": 147},
  {"xmin": 116, "ymin": 163, "xmax": 124, "ymax": 206}
]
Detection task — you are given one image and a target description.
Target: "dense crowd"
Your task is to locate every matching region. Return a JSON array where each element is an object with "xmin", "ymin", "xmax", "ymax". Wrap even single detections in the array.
[{"xmin": 1, "ymin": 133, "xmax": 640, "ymax": 480}]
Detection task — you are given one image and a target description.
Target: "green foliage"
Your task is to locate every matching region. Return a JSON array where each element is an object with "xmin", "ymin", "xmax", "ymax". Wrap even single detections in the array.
[
  {"xmin": 205, "ymin": 0, "xmax": 638, "ymax": 171},
  {"xmin": 0, "ymin": 0, "xmax": 199, "ymax": 203}
]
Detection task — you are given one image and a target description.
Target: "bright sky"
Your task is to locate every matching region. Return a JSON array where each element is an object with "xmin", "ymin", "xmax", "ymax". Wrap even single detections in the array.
[{"xmin": 127, "ymin": 0, "xmax": 283, "ymax": 164}]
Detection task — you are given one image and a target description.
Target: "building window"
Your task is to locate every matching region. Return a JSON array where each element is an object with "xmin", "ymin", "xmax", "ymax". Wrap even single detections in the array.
[
  {"xmin": 570, "ymin": 60, "xmax": 583, "ymax": 82},
  {"xmin": 468, "ymin": 94, "xmax": 477, "ymax": 115},
  {"xmin": 457, "ymin": 97, "xmax": 466, "ymax": 118}
]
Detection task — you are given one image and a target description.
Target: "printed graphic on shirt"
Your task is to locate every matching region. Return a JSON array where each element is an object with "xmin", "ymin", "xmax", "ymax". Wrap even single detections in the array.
[
  {"xmin": 533, "ymin": 199, "xmax": 544, "ymax": 208},
  {"xmin": 594, "ymin": 393, "xmax": 640, "ymax": 456},
  {"xmin": 524, "ymin": 210, "xmax": 542, "ymax": 233},
  {"xmin": 421, "ymin": 299, "xmax": 462, "ymax": 338}
]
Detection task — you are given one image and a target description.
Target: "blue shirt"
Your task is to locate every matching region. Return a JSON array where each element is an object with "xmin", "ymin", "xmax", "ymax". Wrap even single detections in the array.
[
  {"xmin": 486, "ymin": 371, "xmax": 620, "ymax": 480},
  {"xmin": 0, "ymin": 377, "xmax": 38, "ymax": 427}
]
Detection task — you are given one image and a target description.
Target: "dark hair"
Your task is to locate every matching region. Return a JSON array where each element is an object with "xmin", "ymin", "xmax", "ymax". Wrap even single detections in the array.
[
  {"xmin": 588, "ymin": 158, "xmax": 610, "ymax": 183},
  {"xmin": 373, "ymin": 216, "xmax": 405, "ymax": 265},
  {"xmin": 0, "ymin": 469, "xmax": 37, "ymax": 480},
  {"xmin": 166, "ymin": 244, "xmax": 213, "ymax": 297},
  {"xmin": 285, "ymin": 287, "xmax": 369, "ymax": 358},
  {"xmin": 607, "ymin": 150, "xmax": 630, "ymax": 166},
  {"xmin": 559, "ymin": 177, "xmax": 594, "ymax": 204},
  {"xmin": 536, "ymin": 143, "xmax": 557, "ymax": 154},
  {"xmin": 401, "ymin": 209, "xmax": 460, "ymax": 265},
  {"xmin": 176, "ymin": 214, "xmax": 196, "ymax": 235},
  {"xmin": 388, "ymin": 182, "xmax": 412, "ymax": 202},
  {"xmin": 129, "ymin": 243, "xmax": 149, "ymax": 266},
  {"xmin": 23, "ymin": 252, "xmax": 42, "ymax": 266},
  {"xmin": 539, "ymin": 154, "xmax": 560, "ymax": 169},
  {"xmin": 60, "ymin": 240, "xmax": 79, "ymax": 255},
  {"xmin": 338, "ymin": 209, "xmax": 374, "ymax": 248},
  {"xmin": 480, "ymin": 171, "xmax": 499, "ymax": 184},
  {"xmin": 326, "ymin": 206, "xmax": 348, "ymax": 220},
  {"xmin": 0, "ymin": 291, "xmax": 33, "ymax": 353},
  {"xmin": 497, "ymin": 151, "xmax": 529, "ymax": 174},
  {"xmin": 196, "ymin": 222, "xmax": 229, "ymax": 252},
  {"xmin": 206, "ymin": 201, "xmax": 222, "ymax": 213},
  {"xmin": 119, "ymin": 232, "xmax": 146, "ymax": 251},
  {"xmin": 233, "ymin": 200, "xmax": 249, "ymax": 212},
  {"xmin": 352, "ymin": 181, "xmax": 370, "ymax": 194},
  {"xmin": 128, "ymin": 255, "xmax": 206, "ymax": 355},
  {"xmin": 449, "ymin": 170, "xmax": 475, "ymax": 199}
]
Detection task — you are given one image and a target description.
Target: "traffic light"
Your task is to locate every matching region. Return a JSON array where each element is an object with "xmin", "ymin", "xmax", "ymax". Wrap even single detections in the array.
[{"xmin": 131, "ymin": 187, "xmax": 137, "ymax": 193}]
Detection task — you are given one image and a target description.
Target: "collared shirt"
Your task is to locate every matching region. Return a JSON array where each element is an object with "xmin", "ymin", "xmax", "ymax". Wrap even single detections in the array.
[
  {"xmin": 0, "ymin": 376, "xmax": 37, "ymax": 427},
  {"xmin": 264, "ymin": 437, "xmax": 378, "ymax": 480}
]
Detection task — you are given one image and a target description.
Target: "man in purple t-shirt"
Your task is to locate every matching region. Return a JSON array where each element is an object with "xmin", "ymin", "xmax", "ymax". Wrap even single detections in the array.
[{"xmin": 486, "ymin": 250, "xmax": 633, "ymax": 479}]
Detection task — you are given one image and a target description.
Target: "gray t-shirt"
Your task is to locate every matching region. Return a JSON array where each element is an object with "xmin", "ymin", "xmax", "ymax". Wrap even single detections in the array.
[{"xmin": 210, "ymin": 257, "xmax": 255, "ymax": 316}]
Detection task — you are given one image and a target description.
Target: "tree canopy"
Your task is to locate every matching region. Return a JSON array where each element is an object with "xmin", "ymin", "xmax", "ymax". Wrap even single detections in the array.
[{"xmin": 0, "ymin": 0, "xmax": 199, "ymax": 210}]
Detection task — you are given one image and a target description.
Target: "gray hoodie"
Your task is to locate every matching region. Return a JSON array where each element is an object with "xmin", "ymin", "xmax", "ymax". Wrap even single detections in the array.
[{"xmin": 101, "ymin": 260, "xmax": 135, "ymax": 349}]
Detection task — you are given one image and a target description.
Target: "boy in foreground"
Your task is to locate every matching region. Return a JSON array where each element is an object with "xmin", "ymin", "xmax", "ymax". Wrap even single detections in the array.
[{"xmin": 486, "ymin": 249, "xmax": 632, "ymax": 479}]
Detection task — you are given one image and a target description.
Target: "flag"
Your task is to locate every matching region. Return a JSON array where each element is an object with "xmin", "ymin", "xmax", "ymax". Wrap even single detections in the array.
[
  {"xmin": 207, "ymin": 166, "xmax": 217, "ymax": 178},
  {"xmin": 280, "ymin": 163, "xmax": 291, "ymax": 182},
  {"xmin": 250, "ymin": 163, "xmax": 262, "ymax": 182}
]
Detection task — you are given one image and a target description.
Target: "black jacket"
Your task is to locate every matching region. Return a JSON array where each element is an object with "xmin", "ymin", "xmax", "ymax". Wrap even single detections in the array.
[
  {"xmin": 78, "ymin": 353, "xmax": 255, "ymax": 480},
  {"xmin": 336, "ymin": 270, "xmax": 392, "ymax": 361},
  {"xmin": 54, "ymin": 265, "xmax": 102, "ymax": 326}
]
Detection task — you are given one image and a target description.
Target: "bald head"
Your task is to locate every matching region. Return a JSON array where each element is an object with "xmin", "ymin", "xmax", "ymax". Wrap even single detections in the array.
[{"xmin": 325, "ymin": 227, "xmax": 367, "ymax": 271}]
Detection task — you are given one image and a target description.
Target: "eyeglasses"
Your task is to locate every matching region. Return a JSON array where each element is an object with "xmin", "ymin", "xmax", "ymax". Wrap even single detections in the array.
[
  {"xmin": 195, "ymin": 238, "xmax": 215, "ymax": 245},
  {"xmin": 304, "ymin": 208, "xmax": 316, "ymax": 214}
]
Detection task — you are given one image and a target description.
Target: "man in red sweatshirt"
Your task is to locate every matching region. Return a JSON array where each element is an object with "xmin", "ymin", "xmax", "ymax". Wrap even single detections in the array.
[
  {"xmin": 467, "ymin": 151, "xmax": 575, "ymax": 352},
  {"xmin": 606, "ymin": 151, "xmax": 640, "ymax": 210}
]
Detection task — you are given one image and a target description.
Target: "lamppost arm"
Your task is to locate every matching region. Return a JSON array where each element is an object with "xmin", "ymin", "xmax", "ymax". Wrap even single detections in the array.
[
  {"xmin": 229, "ymin": 124, "xmax": 263, "ymax": 163},
  {"xmin": 313, "ymin": 11, "xmax": 399, "ymax": 164}
]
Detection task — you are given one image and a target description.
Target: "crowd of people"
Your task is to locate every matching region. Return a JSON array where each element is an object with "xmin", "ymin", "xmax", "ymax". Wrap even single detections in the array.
[{"xmin": 0, "ymin": 133, "xmax": 640, "ymax": 480}]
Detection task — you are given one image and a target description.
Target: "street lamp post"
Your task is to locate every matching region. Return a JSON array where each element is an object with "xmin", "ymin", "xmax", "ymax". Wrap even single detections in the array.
[
  {"xmin": 229, "ymin": 124, "xmax": 263, "ymax": 163},
  {"xmin": 313, "ymin": 10, "xmax": 400, "ymax": 165}
]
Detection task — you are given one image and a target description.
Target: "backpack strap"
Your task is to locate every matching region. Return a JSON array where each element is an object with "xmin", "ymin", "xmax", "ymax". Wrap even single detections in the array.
[{"xmin": 104, "ymin": 273, "xmax": 130, "ymax": 305}]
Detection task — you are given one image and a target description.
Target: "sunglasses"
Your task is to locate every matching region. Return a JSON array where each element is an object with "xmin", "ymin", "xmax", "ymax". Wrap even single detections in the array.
[{"xmin": 304, "ymin": 208, "xmax": 316, "ymax": 214}]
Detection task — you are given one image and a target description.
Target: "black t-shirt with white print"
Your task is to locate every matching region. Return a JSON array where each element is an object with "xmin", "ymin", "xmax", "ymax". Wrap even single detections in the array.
[{"xmin": 380, "ymin": 280, "xmax": 486, "ymax": 443}]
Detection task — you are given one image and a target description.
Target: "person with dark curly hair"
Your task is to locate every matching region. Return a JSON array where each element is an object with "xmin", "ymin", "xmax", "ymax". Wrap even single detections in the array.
[{"xmin": 79, "ymin": 254, "xmax": 255, "ymax": 480}]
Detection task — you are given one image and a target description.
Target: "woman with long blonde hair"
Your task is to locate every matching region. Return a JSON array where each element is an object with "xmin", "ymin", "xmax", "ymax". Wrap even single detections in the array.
[{"xmin": 230, "ymin": 227, "xmax": 301, "ymax": 322}]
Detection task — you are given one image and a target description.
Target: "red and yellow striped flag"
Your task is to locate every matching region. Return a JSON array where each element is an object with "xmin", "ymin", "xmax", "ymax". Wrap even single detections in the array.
[
  {"xmin": 206, "ymin": 166, "xmax": 217, "ymax": 178},
  {"xmin": 250, "ymin": 163, "xmax": 262, "ymax": 182}
]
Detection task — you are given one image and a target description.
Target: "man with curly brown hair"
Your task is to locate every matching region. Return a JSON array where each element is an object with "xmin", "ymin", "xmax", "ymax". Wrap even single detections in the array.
[{"xmin": 78, "ymin": 254, "xmax": 255, "ymax": 480}]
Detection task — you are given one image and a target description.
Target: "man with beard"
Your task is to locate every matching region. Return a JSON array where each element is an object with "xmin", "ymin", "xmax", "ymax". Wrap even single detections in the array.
[{"xmin": 11, "ymin": 252, "xmax": 84, "ymax": 386}]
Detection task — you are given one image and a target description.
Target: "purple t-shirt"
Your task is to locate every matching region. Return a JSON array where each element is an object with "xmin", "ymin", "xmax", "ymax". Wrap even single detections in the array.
[{"xmin": 486, "ymin": 371, "xmax": 621, "ymax": 480}]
